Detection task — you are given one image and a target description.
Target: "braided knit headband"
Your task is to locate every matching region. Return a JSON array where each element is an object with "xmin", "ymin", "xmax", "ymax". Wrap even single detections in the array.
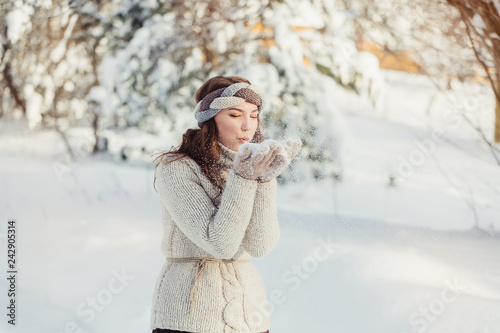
[{"xmin": 194, "ymin": 82, "xmax": 265, "ymax": 126}]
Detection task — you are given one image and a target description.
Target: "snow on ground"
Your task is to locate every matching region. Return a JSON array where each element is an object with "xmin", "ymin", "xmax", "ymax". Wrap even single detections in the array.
[{"xmin": 0, "ymin": 69, "xmax": 499, "ymax": 332}]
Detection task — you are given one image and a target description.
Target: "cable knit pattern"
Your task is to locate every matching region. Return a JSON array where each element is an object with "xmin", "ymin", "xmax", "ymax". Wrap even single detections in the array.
[{"xmin": 150, "ymin": 141, "xmax": 280, "ymax": 333}]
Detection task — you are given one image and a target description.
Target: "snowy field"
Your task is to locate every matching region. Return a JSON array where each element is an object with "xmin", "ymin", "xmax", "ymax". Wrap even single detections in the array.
[{"xmin": 0, "ymin": 69, "xmax": 499, "ymax": 332}]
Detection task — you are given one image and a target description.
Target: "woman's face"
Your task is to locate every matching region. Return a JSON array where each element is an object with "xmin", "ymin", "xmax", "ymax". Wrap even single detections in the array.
[{"xmin": 214, "ymin": 101, "xmax": 259, "ymax": 151}]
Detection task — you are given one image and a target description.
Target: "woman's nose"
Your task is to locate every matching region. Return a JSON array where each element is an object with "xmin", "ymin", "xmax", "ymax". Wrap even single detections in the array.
[{"xmin": 241, "ymin": 118, "xmax": 249, "ymax": 131}]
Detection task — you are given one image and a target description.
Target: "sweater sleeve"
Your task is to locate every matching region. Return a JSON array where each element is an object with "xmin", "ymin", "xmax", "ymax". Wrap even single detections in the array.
[
  {"xmin": 241, "ymin": 177, "xmax": 280, "ymax": 257},
  {"xmin": 155, "ymin": 158, "xmax": 258, "ymax": 259}
]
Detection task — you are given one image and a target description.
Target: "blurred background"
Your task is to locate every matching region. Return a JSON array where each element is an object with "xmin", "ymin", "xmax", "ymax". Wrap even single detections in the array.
[{"xmin": 0, "ymin": 0, "xmax": 499, "ymax": 332}]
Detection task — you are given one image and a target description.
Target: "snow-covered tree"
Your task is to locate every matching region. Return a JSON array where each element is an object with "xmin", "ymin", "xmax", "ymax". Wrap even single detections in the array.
[
  {"xmin": 0, "ymin": 0, "xmax": 124, "ymax": 155},
  {"xmin": 1, "ymin": 0, "xmax": 386, "ymax": 182},
  {"xmin": 1, "ymin": 0, "xmax": 28, "ymax": 118},
  {"xmin": 345, "ymin": 0, "xmax": 500, "ymax": 151},
  {"xmin": 91, "ymin": 0, "xmax": 384, "ymax": 182},
  {"xmin": 445, "ymin": 0, "xmax": 500, "ymax": 143},
  {"xmin": 344, "ymin": 0, "xmax": 479, "ymax": 80}
]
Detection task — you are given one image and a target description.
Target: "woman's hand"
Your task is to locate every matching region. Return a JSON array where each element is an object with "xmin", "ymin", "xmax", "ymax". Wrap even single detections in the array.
[
  {"xmin": 257, "ymin": 138, "xmax": 302, "ymax": 183},
  {"xmin": 233, "ymin": 140, "xmax": 284, "ymax": 180}
]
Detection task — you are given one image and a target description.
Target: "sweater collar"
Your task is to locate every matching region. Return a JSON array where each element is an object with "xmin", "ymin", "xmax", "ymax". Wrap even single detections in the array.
[{"xmin": 217, "ymin": 141, "xmax": 238, "ymax": 169}]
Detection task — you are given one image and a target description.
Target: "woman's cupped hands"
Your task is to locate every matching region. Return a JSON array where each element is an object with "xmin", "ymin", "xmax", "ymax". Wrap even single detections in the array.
[{"xmin": 233, "ymin": 138, "xmax": 302, "ymax": 182}]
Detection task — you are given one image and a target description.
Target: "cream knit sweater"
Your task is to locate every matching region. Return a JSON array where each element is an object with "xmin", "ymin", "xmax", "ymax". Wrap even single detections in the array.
[{"xmin": 150, "ymin": 141, "xmax": 280, "ymax": 333}]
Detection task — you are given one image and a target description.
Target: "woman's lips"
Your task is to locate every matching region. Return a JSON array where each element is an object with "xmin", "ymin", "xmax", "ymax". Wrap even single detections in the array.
[{"xmin": 239, "ymin": 138, "xmax": 249, "ymax": 143}]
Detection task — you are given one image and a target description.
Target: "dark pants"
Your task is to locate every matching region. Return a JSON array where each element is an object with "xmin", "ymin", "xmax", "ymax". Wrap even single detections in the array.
[{"xmin": 152, "ymin": 329, "xmax": 269, "ymax": 333}]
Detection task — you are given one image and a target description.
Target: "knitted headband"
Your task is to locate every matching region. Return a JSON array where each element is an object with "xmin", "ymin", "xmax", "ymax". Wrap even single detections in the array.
[{"xmin": 194, "ymin": 82, "xmax": 265, "ymax": 126}]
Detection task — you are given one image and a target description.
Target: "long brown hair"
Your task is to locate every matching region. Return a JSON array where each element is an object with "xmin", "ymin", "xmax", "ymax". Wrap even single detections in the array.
[{"xmin": 152, "ymin": 76, "xmax": 265, "ymax": 196}]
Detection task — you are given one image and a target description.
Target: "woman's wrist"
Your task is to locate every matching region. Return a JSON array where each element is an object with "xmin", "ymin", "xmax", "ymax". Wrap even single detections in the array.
[
  {"xmin": 233, "ymin": 169, "xmax": 259, "ymax": 182},
  {"xmin": 256, "ymin": 176, "xmax": 272, "ymax": 183}
]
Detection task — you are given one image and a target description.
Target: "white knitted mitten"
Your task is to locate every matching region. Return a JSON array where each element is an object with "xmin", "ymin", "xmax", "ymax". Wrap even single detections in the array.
[
  {"xmin": 233, "ymin": 140, "xmax": 284, "ymax": 180},
  {"xmin": 256, "ymin": 138, "xmax": 302, "ymax": 183}
]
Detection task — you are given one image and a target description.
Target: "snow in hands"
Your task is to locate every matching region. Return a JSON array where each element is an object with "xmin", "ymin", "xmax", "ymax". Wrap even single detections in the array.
[
  {"xmin": 234, "ymin": 138, "xmax": 302, "ymax": 181},
  {"xmin": 239, "ymin": 138, "xmax": 302, "ymax": 163}
]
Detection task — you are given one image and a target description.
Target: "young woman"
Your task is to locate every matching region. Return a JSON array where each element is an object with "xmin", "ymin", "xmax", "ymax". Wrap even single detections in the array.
[{"xmin": 150, "ymin": 76, "xmax": 301, "ymax": 333}]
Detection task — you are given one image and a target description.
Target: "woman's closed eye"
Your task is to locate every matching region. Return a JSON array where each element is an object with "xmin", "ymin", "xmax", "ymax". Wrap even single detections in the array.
[{"xmin": 230, "ymin": 115, "xmax": 258, "ymax": 118}]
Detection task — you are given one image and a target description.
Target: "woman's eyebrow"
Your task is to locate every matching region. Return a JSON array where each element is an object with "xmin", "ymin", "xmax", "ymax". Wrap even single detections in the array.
[{"xmin": 227, "ymin": 108, "xmax": 259, "ymax": 112}]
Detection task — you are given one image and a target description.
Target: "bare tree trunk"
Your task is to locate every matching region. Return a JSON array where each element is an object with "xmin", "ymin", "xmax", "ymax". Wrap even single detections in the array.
[
  {"xmin": 495, "ymin": 82, "xmax": 500, "ymax": 142},
  {"xmin": 92, "ymin": 112, "xmax": 101, "ymax": 154},
  {"xmin": 3, "ymin": 64, "xmax": 26, "ymax": 116},
  {"xmin": 0, "ymin": 95, "xmax": 4, "ymax": 118},
  {"xmin": 446, "ymin": 0, "xmax": 500, "ymax": 143}
]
